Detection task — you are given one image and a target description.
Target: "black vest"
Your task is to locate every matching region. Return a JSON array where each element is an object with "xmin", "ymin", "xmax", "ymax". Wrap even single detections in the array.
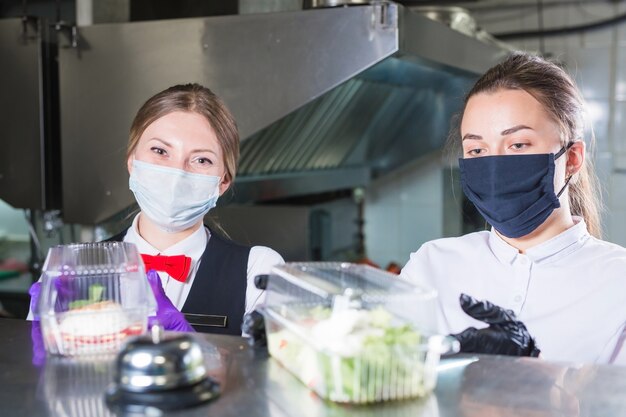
[{"xmin": 107, "ymin": 228, "xmax": 251, "ymax": 335}]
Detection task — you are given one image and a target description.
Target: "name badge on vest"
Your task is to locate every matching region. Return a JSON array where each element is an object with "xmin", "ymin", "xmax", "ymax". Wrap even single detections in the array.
[{"xmin": 183, "ymin": 313, "xmax": 228, "ymax": 328}]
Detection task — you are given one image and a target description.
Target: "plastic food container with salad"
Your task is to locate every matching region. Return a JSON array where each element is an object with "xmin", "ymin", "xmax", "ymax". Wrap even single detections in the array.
[{"xmin": 260, "ymin": 262, "xmax": 454, "ymax": 404}]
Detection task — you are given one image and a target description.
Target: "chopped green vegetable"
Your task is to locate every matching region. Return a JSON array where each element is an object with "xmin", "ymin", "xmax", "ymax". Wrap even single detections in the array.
[
  {"xmin": 89, "ymin": 284, "xmax": 104, "ymax": 303},
  {"xmin": 68, "ymin": 284, "xmax": 105, "ymax": 310},
  {"xmin": 309, "ymin": 305, "xmax": 332, "ymax": 321}
]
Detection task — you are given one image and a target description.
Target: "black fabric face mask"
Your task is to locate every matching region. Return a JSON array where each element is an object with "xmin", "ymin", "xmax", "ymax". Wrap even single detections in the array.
[{"xmin": 459, "ymin": 146, "xmax": 571, "ymax": 238}]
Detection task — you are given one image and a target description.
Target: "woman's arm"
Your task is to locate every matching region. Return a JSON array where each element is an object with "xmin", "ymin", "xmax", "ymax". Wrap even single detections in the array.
[{"xmin": 245, "ymin": 246, "xmax": 284, "ymax": 314}]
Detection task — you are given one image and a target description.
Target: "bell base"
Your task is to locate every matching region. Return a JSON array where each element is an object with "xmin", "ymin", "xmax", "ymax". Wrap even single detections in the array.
[{"xmin": 105, "ymin": 376, "xmax": 220, "ymax": 412}]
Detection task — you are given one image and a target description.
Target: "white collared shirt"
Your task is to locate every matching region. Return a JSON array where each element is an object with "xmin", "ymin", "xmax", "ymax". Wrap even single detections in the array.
[
  {"xmin": 124, "ymin": 214, "xmax": 284, "ymax": 316},
  {"xmin": 400, "ymin": 217, "xmax": 626, "ymax": 365}
]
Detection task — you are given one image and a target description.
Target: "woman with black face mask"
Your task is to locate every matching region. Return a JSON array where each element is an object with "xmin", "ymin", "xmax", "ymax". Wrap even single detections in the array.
[{"xmin": 400, "ymin": 52, "xmax": 626, "ymax": 364}]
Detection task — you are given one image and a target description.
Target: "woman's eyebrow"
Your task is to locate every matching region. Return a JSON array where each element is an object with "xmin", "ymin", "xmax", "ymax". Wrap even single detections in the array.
[
  {"xmin": 462, "ymin": 133, "xmax": 483, "ymax": 141},
  {"xmin": 501, "ymin": 125, "xmax": 532, "ymax": 136},
  {"xmin": 190, "ymin": 148, "xmax": 218, "ymax": 156},
  {"xmin": 148, "ymin": 137, "xmax": 172, "ymax": 147}
]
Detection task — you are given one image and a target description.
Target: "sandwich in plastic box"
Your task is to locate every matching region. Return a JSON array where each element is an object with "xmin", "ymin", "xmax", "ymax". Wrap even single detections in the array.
[{"xmin": 35, "ymin": 242, "xmax": 156, "ymax": 356}]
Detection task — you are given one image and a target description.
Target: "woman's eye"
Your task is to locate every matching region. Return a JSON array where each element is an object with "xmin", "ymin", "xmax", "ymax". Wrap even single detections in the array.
[
  {"xmin": 150, "ymin": 147, "xmax": 166, "ymax": 156},
  {"xmin": 510, "ymin": 143, "xmax": 528, "ymax": 150},
  {"xmin": 467, "ymin": 148, "xmax": 484, "ymax": 156},
  {"xmin": 196, "ymin": 157, "xmax": 213, "ymax": 165}
]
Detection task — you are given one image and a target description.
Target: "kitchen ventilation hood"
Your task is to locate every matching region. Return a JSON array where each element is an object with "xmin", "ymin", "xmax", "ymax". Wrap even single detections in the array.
[
  {"xmin": 233, "ymin": 56, "xmax": 475, "ymax": 203},
  {"xmin": 58, "ymin": 2, "xmax": 508, "ymax": 224}
]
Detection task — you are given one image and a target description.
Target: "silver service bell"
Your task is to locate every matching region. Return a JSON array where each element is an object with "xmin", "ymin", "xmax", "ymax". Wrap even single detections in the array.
[{"xmin": 105, "ymin": 325, "xmax": 220, "ymax": 412}]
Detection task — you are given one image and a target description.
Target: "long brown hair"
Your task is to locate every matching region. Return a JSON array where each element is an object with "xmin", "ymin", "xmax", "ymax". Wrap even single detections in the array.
[
  {"xmin": 128, "ymin": 83, "xmax": 239, "ymax": 187},
  {"xmin": 455, "ymin": 52, "xmax": 603, "ymax": 238}
]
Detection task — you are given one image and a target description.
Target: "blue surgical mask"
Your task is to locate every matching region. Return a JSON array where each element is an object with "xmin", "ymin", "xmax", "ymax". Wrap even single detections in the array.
[
  {"xmin": 129, "ymin": 159, "xmax": 221, "ymax": 233},
  {"xmin": 459, "ymin": 146, "xmax": 571, "ymax": 238}
]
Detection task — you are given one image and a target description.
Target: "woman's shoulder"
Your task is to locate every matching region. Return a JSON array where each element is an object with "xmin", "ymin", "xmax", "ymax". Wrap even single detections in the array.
[
  {"xmin": 207, "ymin": 228, "xmax": 251, "ymax": 250},
  {"xmin": 401, "ymin": 231, "xmax": 490, "ymax": 279},
  {"xmin": 249, "ymin": 246, "xmax": 285, "ymax": 264},
  {"xmin": 417, "ymin": 230, "xmax": 492, "ymax": 255},
  {"xmin": 247, "ymin": 246, "xmax": 285, "ymax": 277},
  {"xmin": 206, "ymin": 228, "xmax": 284, "ymax": 266},
  {"xmin": 584, "ymin": 235, "xmax": 626, "ymax": 260},
  {"xmin": 400, "ymin": 231, "xmax": 490, "ymax": 285}
]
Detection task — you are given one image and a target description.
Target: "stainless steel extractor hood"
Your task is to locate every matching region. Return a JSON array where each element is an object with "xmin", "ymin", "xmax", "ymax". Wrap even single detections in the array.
[
  {"xmin": 232, "ymin": 56, "xmax": 476, "ymax": 203},
  {"xmin": 58, "ymin": 2, "xmax": 509, "ymax": 224}
]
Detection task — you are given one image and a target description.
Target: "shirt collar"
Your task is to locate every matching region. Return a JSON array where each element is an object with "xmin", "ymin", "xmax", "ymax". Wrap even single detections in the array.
[
  {"xmin": 488, "ymin": 216, "xmax": 590, "ymax": 265},
  {"xmin": 488, "ymin": 227, "xmax": 519, "ymax": 265},
  {"xmin": 123, "ymin": 214, "xmax": 209, "ymax": 262}
]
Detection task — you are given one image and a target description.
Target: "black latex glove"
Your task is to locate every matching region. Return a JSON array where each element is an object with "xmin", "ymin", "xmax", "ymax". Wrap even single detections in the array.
[
  {"xmin": 451, "ymin": 293, "xmax": 540, "ymax": 357},
  {"xmin": 242, "ymin": 310, "xmax": 267, "ymax": 348}
]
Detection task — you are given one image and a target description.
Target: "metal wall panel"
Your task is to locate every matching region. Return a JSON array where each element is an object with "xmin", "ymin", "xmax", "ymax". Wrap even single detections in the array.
[
  {"xmin": 0, "ymin": 18, "xmax": 44, "ymax": 210},
  {"xmin": 59, "ymin": 5, "xmax": 399, "ymax": 224}
]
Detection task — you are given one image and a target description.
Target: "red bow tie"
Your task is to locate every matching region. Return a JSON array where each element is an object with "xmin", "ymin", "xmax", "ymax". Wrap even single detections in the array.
[{"xmin": 141, "ymin": 254, "xmax": 192, "ymax": 283}]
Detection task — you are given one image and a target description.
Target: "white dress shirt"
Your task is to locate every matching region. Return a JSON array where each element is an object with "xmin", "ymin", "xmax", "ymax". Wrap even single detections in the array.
[
  {"xmin": 400, "ymin": 217, "xmax": 626, "ymax": 365},
  {"xmin": 124, "ymin": 214, "xmax": 284, "ymax": 316}
]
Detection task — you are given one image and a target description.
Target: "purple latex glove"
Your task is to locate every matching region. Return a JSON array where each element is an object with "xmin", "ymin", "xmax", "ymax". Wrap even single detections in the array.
[
  {"xmin": 29, "ymin": 282, "xmax": 41, "ymax": 320},
  {"xmin": 28, "ymin": 283, "xmax": 45, "ymax": 366},
  {"xmin": 29, "ymin": 278, "xmax": 76, "ymax": 317},
  {"xmin": 31, "ymin": 321, "xmax": 45, "ymax": 366},
  {"xmin": 146, "ymin": 270, "xmax": 194, "ymax": 332}
]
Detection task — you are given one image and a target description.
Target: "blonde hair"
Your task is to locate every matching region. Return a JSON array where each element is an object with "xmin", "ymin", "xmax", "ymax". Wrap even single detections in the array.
[
  {"xmin": 456, "ymin": 52, "xmax": 603, "ymax": 238},
  {"xmin": 128, "ymin": 83, "xmax": 239, "ymax": 187}
]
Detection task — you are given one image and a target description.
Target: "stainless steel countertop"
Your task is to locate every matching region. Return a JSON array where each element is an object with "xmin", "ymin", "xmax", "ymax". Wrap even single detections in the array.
[{"xmin": 1, "ymin": 318, "xmax": 624, "ymax": 417}]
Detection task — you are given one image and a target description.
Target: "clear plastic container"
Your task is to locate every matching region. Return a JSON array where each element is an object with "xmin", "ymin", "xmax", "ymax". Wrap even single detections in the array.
[
  {"xmin": 262, "ymin": 262, "xmax": 449, "ymax": 404},
  {"xmin": 35, "ymin": 242, "xmax": 156, "ymax": 356}
]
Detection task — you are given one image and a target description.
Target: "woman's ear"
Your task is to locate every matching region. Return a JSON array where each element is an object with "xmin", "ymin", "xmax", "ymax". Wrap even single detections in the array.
[
  {"xmin": 219, "ymin": 176, "xmax": 231, "ymax": 196},
  {"xmin": 567, "ymin": 141, "xmax": 585, "ymax": 177},
  {"xmin": 127, "ymin": 155, "xmax": 133, "ymax": 175}
]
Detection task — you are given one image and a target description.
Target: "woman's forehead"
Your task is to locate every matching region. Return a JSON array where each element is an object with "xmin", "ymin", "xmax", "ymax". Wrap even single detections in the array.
[
  {"xmin": 141, "ymin": 111, "xmax": 221, "ymax": 152},
  {"xmin": 461, "ymin": 89, "xmax": 560, "ymax": 138}
]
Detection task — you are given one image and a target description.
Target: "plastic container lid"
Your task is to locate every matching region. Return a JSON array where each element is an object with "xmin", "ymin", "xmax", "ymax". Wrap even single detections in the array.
[{"xmin": 265, "ymin": 262, "xmax": 438, "ymax": 334}]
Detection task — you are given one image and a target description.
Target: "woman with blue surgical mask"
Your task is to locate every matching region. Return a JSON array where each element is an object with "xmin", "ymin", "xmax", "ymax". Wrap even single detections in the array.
[
  {"xmin": 401, "ymin": 52, "xmax": 626, "ymax": 364},
  {"xmin": 108, "ymin": 83, "xmax": 284, "ymax": 335}
]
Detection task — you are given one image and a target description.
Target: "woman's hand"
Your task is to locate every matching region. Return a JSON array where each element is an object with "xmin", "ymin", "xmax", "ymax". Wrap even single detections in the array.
[
  {"xmin": 146, "ymin": 270, "xmax": 194, "ymax": 332},
  {"xmin": 451, "ymin": 293, "xmax": 540, "ymax": 357},
  {"xmin": 242, "ymin": 310, "xmax": 267, "ymax": 347}
]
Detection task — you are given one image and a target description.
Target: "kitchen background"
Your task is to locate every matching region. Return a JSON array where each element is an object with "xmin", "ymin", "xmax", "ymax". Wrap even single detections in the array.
[{"xmin": 1, "ymin": 0, "xmax": 624, "ymax": 317}]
